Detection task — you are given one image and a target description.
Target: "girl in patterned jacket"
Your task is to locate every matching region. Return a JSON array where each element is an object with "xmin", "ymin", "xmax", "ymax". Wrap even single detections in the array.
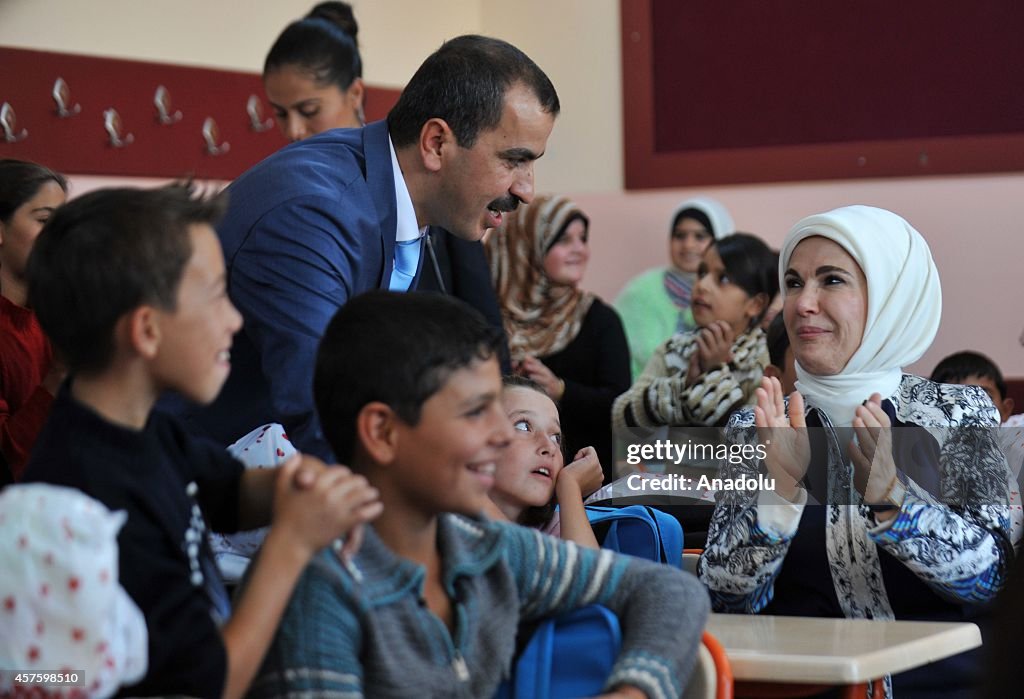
[{"xmin": 613, "ymin": 232, "xmax": 778, "ymax": 435}]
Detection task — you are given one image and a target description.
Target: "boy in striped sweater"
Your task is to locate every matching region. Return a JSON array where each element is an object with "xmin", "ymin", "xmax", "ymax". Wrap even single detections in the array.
[{"xmin": 249, "ymin": 291, "xmax": 709, "ymax": 699}]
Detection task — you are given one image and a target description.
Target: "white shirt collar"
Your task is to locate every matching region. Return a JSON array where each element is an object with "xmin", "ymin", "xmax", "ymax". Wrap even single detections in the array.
[{"xmin": 389, "ymin": 136, "xmax": 427, "ymax": 243}]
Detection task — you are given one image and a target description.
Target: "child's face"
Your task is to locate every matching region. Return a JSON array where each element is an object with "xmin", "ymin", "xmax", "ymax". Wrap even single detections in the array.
[
  {"xmin": 954, "ymin": 374, "xmax": 1012, "ymax": 424},
  {"xmin": 150, "ymin": 224, "xmax": 242, "ymax": 404},
  {"xmin": 492, "ymin": 386, "xmax": 564, "ymax": 513},
  {"xmin": 692, "ymin": 246, "xmax": 759, "ymax": 335},
  {"xmin": 0, "ymin": 180, "xmax": 65, "ymax": 282},
  {"xmin": 390, "ymin": 357, "xmax": 513, "ymax": 516}
]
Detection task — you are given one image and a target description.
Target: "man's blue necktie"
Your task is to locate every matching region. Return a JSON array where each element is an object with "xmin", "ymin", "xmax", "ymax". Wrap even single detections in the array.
[{"xmin": 388, "ymin": 237, "xmax": 422, "ymax": 292}]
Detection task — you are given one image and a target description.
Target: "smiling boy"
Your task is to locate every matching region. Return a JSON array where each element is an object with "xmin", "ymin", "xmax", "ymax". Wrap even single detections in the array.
[
  {"xmin": 22, "ymin": 184, "xmax": 382, "ymax": 699},
  {"xmin": 250, "ymin": 291, "xmax": 710, "ymax": 699}
]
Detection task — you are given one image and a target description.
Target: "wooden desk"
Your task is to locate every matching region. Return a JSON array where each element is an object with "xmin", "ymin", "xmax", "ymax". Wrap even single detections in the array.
[{"xmin": 707, "ymin": 613, "xmax": 982, "ymax": 697}]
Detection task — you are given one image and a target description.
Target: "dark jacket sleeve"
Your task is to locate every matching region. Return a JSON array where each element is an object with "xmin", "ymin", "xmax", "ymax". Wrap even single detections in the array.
[
  {"xmin": 558, "ymin": 301, "xmax": 632, "ymax": 434},
  {"xmin": 417, "ymin": 229, "xmax": 511, "ymax": 374}
]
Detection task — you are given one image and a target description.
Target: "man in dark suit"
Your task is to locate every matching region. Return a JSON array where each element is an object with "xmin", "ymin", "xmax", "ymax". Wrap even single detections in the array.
[
  {"xmin": 416, "ymin": 229, "xmax": 512, "ymax": 373},
  {"xmin": 194, "ymin": 35, "xmax": 558, "ymax": 459}
]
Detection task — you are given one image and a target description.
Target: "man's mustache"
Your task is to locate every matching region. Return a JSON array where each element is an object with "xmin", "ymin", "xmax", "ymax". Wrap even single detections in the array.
[{"xmin": 487, "ymin": 195, "xmax": 521, "ymax": 213}]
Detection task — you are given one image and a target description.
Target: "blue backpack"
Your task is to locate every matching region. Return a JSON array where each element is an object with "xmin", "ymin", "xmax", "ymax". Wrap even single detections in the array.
[
  {"xmin": 493, "ymin": 605, "xmax": 621, "ymax": 699},
  {"xmin": 585, "ymin": 504, "xmax": 683, "ymax": 567}
]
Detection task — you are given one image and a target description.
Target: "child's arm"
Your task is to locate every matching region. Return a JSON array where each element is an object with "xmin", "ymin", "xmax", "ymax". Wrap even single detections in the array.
[
  {"xmin": 505, "ymin": 523, "xmax": 710, "ymax": 699},
  {"xmin": 220, "ymin": 457, "xmax": 381, "ymax": 699},
  {"xmin": 234, "ymin": 456, "xmax": 328, "ymax": 530},
  {"xmin": 0, "ymin": 361, "xmax": 64, "ymax": 479},
  {"xmin": 554, "ymin": 447, "xmax": 603, "ymax": 549}
]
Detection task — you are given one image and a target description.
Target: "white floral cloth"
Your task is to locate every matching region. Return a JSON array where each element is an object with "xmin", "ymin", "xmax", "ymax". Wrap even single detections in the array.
[
  {"xmin": 0, "ymin": 484, "xmax": 147, "ymax": 698},
  {"xmin": 209, "ymin": 423, "xmax": 297, "ymax": 582}
]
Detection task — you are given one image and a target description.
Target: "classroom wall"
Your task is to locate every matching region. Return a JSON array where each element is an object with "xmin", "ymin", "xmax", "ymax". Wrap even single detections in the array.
[{"xmin": 3, "ymin": 0, "xmax": 1022, "ymax": 375}]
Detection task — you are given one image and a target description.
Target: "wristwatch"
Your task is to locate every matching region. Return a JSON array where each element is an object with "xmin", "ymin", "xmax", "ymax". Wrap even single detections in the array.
[{"xmin": 866, "ymin": 476, "xmax": 907, "ymax": 514}]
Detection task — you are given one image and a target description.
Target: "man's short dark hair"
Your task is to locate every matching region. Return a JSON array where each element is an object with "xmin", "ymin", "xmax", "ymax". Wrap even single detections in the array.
[
  {"xmin": 387, "ymin": 34, "xmax": 559, "ymax": 149},
  {"xmin": 930, "ymin": 351, "xmax": 1007, "ymax": 400},
  {"xmin": 27, "ymin": 183, "xmax": 226, "ymax": 374},
  {"xmin": 314, "ymin": 291, "xmax": 503, "ymax": 463}
]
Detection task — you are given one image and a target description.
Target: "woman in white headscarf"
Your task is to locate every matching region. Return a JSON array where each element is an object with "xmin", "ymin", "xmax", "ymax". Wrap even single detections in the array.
[
  {"xmin": 698, "ymin": 206, "xmax": 1010, "ymax": 699},
  {"xmin": 614, "ymin": 197, "xmax": 735, "ymax": 379}
]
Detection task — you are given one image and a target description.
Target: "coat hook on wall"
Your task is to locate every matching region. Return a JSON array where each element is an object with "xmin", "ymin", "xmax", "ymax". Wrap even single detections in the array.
[
  {"xmin": 247, "ymin": 95, "xmax": 274, "ymax": 132},
  {"xmin": 1, "ymin": 102, "xmax": 28, "ymax": 142},
  {"xmin": 154, "ymin": 85, "xmax": 183, "ymax": 125},
  {"xmin": 103, "ymin": 108, "xmax": 134, "ymax": 147},
  {"xmin": 202, "ymin": 117, "xmax": 230, "ymax": 155},
  {"xmin": 52, "ymin": 78, "xmax": 81, "ymax": 117}
]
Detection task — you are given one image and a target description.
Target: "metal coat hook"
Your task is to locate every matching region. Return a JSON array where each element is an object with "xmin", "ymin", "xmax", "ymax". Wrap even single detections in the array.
[
  {"xmin": 1, "ymin": 103, "xmax": 28, "ymax": 142},
  {"xmin": 154, "ymin": 85, "xmax": 183, "ymax": 125},
  {"xmin": 202, "ymin": 117, "xmax": 230, "ymax": 155},
  {"xmin": 52, "ymin": 78, "xmax": 81, "ymax": 117},
  {"xmin": 103, "ymin": 108, "xmax": 134, "ymax": 147},
  {"xmin": 247, "ymin": 95, "xmax": 274, "ymax": 132}
]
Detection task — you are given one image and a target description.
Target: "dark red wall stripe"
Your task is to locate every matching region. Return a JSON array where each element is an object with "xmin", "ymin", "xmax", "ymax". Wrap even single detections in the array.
[
  {"xmin": 622, "ymin": 0, "xmax": 1024, "ymax": 189},
  {"xmin": 0, "ymin": 46, "xmax": 401, "ymax": 180}
]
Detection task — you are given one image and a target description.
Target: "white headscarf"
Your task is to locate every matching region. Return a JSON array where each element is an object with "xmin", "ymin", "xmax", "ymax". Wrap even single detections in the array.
[
  {"xmin": 780, "ymin": 205, "xmax": 941, "ymax": 426},
  {"xmin": 0, "ymin": 484, "xmax": 148, "ymax": 698},
  {"xmin": 670, "ymin": 196, "xmax": 735, "ymax": 239}
]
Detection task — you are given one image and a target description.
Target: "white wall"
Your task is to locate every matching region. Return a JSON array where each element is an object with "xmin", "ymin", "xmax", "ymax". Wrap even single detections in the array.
[
  {"xmin": 480, "ymin": 0, "xmax": 623, "ymax": 194},
  {"xmin": 0, "ymin": 0, "xmax": 481, "ymax": 85}
]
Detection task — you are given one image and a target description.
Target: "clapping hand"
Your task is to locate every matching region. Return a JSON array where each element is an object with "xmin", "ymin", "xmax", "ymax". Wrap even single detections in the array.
[
  {"xmin": 695, "ymin": 320, "xmax": 735, "ymax": 373},
  {"xmin": 850, "ymin": 393, "xmax": 897, "ymax": 506},
  {"xmin": 753, "ymin": 377, "xmax": 810, "ymax": 502}
]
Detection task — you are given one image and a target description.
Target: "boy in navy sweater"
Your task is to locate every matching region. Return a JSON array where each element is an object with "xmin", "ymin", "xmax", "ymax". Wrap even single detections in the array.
[{"xmin": 23, "ymin": 184, "xmax": 382, "ymax": 698}]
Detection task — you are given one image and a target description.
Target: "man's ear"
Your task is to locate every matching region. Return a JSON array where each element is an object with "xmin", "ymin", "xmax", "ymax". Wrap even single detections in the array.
[
  {"xmin": 357, "ymin": 401, "xmax": 401, "ymax": 465},
  {"xmin": 126, "ymin": 305, "xmax": 161, "ymax": 359},
  {"xmin": 418, "ymin": 118, "xmax": 453, "ymax": 173}
]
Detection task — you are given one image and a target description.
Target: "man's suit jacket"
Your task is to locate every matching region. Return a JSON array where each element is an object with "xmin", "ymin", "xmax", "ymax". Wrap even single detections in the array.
[
  {"xmin": 415, "ymin": 230, "xmax": 512, "ymax": 374},
  {"xmin": 192, "ymin": 120, "xmax": 412, "ymax": 460}
]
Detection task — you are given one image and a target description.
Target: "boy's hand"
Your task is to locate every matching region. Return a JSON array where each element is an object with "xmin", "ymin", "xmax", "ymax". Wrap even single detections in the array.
[
  {"xmin": 290, "ymin": 454, "xmax": 326, "ymax": 489},
  {"xmin": 557, "ymin": 447, "xmax": 604, "ymax": 498},
  {"xmin": 273, "ymin": 456, "xmax": 383, "ymax": 560}
]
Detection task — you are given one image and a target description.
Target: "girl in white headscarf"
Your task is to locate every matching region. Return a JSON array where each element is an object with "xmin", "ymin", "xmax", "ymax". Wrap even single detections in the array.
[
  {"xmin": 614, "ymin": 197, "xmax": 735, "ymax": 379},
  {"xmin": 698, "ymin": 206, "xmax": 1010, "ymax": 699}
]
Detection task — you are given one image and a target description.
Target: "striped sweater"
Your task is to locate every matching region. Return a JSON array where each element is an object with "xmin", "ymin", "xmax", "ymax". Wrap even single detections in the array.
[
  {"xmin": 613, "ymin": 326, "xmax": 767, "ymax": 436},
  {"xmin": 248, "ymin": 515, "xmax": 709, "ymax": 699}
]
